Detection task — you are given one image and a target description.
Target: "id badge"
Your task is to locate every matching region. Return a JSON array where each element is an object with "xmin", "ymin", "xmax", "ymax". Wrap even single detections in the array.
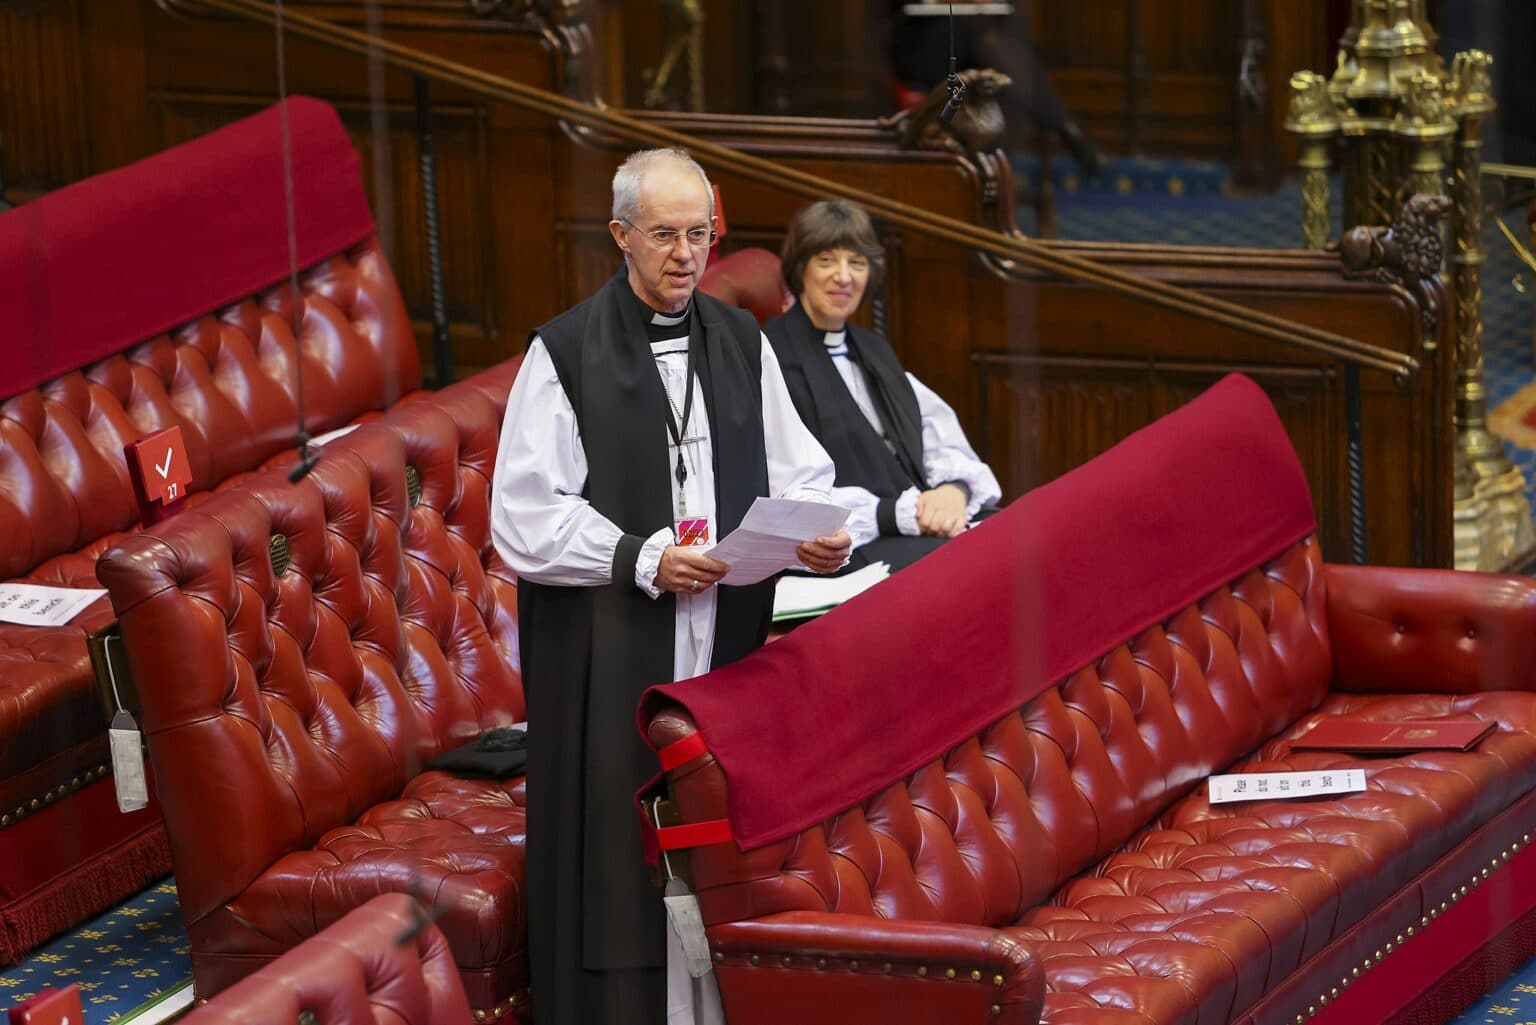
[{"xmin": 674, "ymin": 517, "xmax": 711, "ymax": 547}]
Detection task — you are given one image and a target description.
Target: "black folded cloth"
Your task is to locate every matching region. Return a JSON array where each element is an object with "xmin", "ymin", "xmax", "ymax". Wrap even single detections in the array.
[{"xmin": 425, "ymin": 726, "xmax": 528, "ymax": 779}]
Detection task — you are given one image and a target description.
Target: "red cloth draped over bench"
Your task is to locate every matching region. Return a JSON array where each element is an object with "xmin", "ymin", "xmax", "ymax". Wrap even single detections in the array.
[
  {"xmin": 639, "ymin": 373, "xmax": 1318, "ymax": 850},
  {"xmin": 0, "ymin": 96, "xmax": 374, "ymax": 399}
]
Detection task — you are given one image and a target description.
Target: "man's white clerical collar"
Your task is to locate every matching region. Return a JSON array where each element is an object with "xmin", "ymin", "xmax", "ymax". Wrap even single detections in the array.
[{"xmin": 650, "ymin": 305, "xmax": 690, "ymax": 327}]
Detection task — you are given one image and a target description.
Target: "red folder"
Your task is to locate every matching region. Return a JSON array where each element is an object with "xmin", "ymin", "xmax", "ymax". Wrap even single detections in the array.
[
  {"xmin": 7, "ymin": 986, "xmax": 82, "ymax": 1025},
  {"xmin": 1292, "ymin": 718, "xmax": 1495, "ymax": 754}
]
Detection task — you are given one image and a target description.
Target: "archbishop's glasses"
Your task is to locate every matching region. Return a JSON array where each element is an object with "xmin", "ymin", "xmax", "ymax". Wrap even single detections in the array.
[{"xmin": 622, "ymin": 218, "xmax": 718, "ymax": 250}]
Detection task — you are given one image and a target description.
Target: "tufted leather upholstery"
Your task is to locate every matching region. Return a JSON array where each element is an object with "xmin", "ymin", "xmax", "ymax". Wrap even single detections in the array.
[
  {"xmin": 699, "ymin": 247, "xmax": 794, "ymax": 327},
  {"xmin": 97, "ymin": 365, "xmax": 530, "ymax": 1012},
  {"xmin": 649, "ymin": 534, "xmax": 1536, "ymax": 1025},
  {"xmin": 180, "ymin": 893, "xmax": 474, "ymax": 1025},
  {"xmin": 0, "ymin": 236, "xmax": 421, "ymax": 809}
]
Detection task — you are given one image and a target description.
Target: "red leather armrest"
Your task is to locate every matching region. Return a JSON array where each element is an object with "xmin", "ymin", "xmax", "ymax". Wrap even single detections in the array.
[
  {"xmin": 705, "ymin": 910, "xmax": 1042, "ymax": 1025},
  {"xmin": 1326, "ymin": 564, "xmax": 1536, "ymax": 693}
]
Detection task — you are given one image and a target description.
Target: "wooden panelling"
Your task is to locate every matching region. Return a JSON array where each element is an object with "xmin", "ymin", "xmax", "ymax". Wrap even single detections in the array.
[{"xmin": 0, "ymin": 1, "xmax": 1453, "ymax": 566}]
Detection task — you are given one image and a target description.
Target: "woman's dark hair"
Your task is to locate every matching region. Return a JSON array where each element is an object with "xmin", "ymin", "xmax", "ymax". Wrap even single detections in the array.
[{"xmin": 779, "ymin": 200, "xmax": 886, "ymax": 297}]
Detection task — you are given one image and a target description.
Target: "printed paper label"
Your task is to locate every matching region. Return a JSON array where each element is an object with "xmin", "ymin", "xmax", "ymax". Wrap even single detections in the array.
[
  {"xmin": 0, "ymin": 583, "xmax": 106, "ymax": 627},
  {"xmin": 1208, "ymin": 768, "xmax": 1367, "ymax": 805}
]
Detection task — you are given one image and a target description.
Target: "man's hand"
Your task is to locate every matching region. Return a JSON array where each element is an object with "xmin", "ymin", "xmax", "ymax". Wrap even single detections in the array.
[
  {"xmin": 654, "ymin": 546, "xmax": 729, "ymax": 595},
  {"xmin": 916, "ymin": 484, "xmax": 968, "ymax": 538},
  {"xmin": 796, "ymin": 529, "xmax": 853, "ymax": 575}
]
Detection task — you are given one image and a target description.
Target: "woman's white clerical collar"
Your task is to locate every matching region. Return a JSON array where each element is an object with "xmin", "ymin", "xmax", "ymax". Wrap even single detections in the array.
[{"xmin": 823, "ymin": 330, "xmax": 848, "ymax": 351}]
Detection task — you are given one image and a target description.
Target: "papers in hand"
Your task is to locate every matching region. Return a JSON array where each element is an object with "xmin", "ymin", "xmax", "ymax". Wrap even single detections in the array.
[
  {"xmin": 0, "ymin": 583, "xmax": 106, "ymax": 627},
  {"xmin": 711, "ymin": 497, "xmax": 850, "ymax": 586},
  {"xmin": 773, "ymin": 562, "xmax": 890, "ymax": 622}
]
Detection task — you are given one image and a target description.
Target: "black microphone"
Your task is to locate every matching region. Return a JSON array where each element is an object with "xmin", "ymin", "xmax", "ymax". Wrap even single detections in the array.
[
  {"xmin": 287, "ymin": 434, "xmax": 319, "ymax": 483},
  {"xmin": 938, "ymin": 3, "xmax": 965, "ymax": 125}
]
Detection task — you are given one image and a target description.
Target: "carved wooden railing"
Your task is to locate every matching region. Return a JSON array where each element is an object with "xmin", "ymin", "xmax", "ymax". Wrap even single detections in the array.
[
  {"xmin": 164, "ymin": 0, "xmax": 1430, "ymax": 562},
  {"xmin": 180, "ymin": 0, "xmax": 1415, "ymax": 383}
]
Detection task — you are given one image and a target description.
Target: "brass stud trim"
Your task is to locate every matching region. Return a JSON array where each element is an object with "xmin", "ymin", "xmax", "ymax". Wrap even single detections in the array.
[
  {"xmin": 849, "ymin": 960, "xmax": 859, "ymax": 972},
  {"xmin": 944, "ymin": 968, "xmax": 957, "ymax": 980},
  {"xmin": 883, "ymin": 962, "xmax": 894, "ymax": 974},
  {"xmin": 749, "ymin": 954, "xmax": 760, "ymax": 966},
  {"xmin": 993, "ymin": 973, "xmax": 1005, "ymax": 986},
  {"xmin": 783, "ymin": 956, "xmax": 793, "ymax": 969},
  {"xmin": 917, "ymin": 966, "xmax": 928, "ymax": 978},
  {"xmin": 970, "ymin": 969, "xmax": 983, "ymax": 982}
]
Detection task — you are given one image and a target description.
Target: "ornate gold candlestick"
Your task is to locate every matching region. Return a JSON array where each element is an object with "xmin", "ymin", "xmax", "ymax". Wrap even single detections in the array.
[{"xmin": 1286, "ymin": 1, "xmax": 1532, "ymax": 569}]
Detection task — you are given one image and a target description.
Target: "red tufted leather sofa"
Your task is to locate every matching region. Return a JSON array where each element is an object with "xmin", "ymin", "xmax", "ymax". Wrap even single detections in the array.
[
  {"xmin": 642, "ymin": 375, "xmax": 1536, "ymax": 1025},
  {"xmin": 0, "ymin": 99, "xmax": 423, "ymax": 963},
  {"xmin": 96, "ymin": 369, "xmax": 530, "ymax": 1019},
  {"xmin": 179, "ymin": 893, "xmax": 474, "ymax": 1025}
]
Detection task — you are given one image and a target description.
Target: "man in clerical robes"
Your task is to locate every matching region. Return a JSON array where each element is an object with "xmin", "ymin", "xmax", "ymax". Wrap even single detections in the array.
[
  {"xmin": 765, "ymin": 199, "xmax": 1000, "ymax": 573},
  {"xmin": 490, "ymin": 148, "xmax": 851, "ymax": 1025}
]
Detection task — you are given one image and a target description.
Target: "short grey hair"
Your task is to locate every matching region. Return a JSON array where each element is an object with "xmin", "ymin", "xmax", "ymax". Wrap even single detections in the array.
[{"xmin": 611, "ymin": 148, "xmax": 714, "ymax": 223}]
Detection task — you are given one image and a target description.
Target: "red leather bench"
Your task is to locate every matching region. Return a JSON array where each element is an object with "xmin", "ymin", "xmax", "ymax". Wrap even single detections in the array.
[
  {"xmin": 641, "ymin": 374, "xmax": 1536, "ymax": 1025},
  {"xmin": 0, "ymin": 98, "xmax": 426, "ymax": 963},
  {"xmin": 178, "ymin": 893, "xmax": 474, "ymax": 1025},
  {"xmin": 96, "ymin": 373, "xmax": 530, "ymax": 1019}
]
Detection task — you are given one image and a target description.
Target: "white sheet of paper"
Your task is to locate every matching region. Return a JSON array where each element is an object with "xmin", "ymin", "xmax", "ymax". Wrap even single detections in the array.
[
  {"xmin": 1208, "ymin": 768, "xmax": 1367, "ymax": 805},
  {"xmin": 0, "ymin": 583, "xmax": 107, "ymax": 627},
  {"xmin": 773, "ymin": 561, "xmax": 891, "ymax": 620},
  {"xmin": 711, "ymin": 497, "xmax": 850, "ymax": 586}
]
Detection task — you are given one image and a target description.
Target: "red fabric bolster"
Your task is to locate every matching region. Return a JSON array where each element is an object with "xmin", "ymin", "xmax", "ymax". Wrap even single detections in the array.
[
  {"xmin": 0, "ymin": 96, "xmax": 375, "ymax": 399},
  {"xmin": 658, "ymin": 732, "xmax": 710, "ymax": 771},
  {"xmin": 657, "ymin": 819, "xmax": 735, "ymax": 852},
  {"xmin": 638, "ymin": 374, "xmax": 1318, "ymax": 851}
]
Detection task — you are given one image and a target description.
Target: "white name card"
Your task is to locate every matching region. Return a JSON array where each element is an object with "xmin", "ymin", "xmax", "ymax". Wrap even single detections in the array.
[
  {"xmin": 1208, "ymin": 768, "xmax": 1367, "ymax": 805},
  {"xmin": 0, "ymin": 583, "xmax": 107, "ymax": 627}
]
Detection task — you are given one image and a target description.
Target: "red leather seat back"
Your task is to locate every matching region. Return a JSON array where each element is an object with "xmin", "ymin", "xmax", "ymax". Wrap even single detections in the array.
[
  {"xmin": 0, "ymin": 235, "xmax": 419, "ymax": 581},
  {"xmin": 179, "ymin": 893, "xmax": 473, "ymax": 1025},
  {"xmin": 97, "ymin": 406, "xmax": 524, "ymax": 927},
  {"xmin": 699, "ymin": 247, "xmax": 794, "ymax": 327},
  {"xmin": 661, "ymin": 536, "xmax": 1332, "ymax": 930}
]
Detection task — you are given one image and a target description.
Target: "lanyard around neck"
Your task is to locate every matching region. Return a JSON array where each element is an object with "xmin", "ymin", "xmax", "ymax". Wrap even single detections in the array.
[{"xmin": 660, "ymin": 330, "xmax": 699, "ymax": 493}]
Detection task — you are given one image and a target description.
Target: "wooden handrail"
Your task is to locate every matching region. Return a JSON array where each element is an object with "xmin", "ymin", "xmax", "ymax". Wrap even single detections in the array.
[{"xmin": 190, "ymin": 0, "xmax": 1420, "ymax": 382}]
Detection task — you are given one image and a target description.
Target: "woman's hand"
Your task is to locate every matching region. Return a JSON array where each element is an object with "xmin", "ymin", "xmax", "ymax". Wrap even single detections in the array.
[{"xmin": 916, "ymin": 484, "xmax": 968, "ymax": 538}]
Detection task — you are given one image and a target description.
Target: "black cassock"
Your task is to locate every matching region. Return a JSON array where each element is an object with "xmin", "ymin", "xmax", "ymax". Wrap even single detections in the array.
[
  {"xmin": 518, "ymin": 272, "xmax": 775, "ymax": 1025},
  {"xmin": 764, "ymin": 303, "xmax": 948, "ymax": 572}
]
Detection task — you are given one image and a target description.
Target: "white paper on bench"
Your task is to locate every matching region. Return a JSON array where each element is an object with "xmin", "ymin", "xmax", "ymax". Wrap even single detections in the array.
[
  {"xmin": 1208, "ymin": 768, "xmax": 1367, "ymax": 804},
  {"xmin": 712, "ymin": 497, "xmax": 850, "ymax": 586},
  {"xmin": 0, "ymin": 583, "xmax": 107, "ymax": 627},
  {"xmin": 773, "ymin": 562, "xmax": 890, "ymax": 620}
]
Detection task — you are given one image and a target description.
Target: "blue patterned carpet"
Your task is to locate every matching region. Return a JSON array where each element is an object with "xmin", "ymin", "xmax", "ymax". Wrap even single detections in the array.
[{"xmin": 0, "ymin": 878, "xmax": 189, "ymax": 1021}]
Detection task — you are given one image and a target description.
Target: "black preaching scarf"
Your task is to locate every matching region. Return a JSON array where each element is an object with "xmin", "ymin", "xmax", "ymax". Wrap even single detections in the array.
[
  {"xmin": 765, "ymin": 302, "xmax": 927, "ymax": 505},
  {"xmin": 519, "ymin": 268, "xmax": 770, "ymax": 983}
]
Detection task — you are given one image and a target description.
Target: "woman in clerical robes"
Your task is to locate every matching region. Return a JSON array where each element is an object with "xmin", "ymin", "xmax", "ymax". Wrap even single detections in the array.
[{"xmin": 763, "ymin": 199, "xmax": 1001, "ymax": 574}]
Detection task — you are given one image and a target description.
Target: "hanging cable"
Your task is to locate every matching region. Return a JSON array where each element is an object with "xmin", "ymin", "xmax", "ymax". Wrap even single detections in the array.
[
  {"xmin": 275, "ymin": 0, "xmax": 319, "ymax": 482},
  {"xmin": 939, "ymin": 0, "xmax": 967, "ymax": 125}
]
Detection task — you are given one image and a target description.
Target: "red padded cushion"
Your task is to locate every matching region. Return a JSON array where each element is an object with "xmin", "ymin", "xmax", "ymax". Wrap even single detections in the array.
[
  {"xmin": 180, "ymin": 893, "xmax": 475, "ymax": 1025},
  {"xmin": 642, "ymin": 374, "xmax": 1319, "ymax": 850},
  {"xmin": 0, "ymin": 97, "xmax": 375, "ymax": 399},
  {"xmin": 698, "ymin": 247, "xmax": 794, "ymax": 327}
]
